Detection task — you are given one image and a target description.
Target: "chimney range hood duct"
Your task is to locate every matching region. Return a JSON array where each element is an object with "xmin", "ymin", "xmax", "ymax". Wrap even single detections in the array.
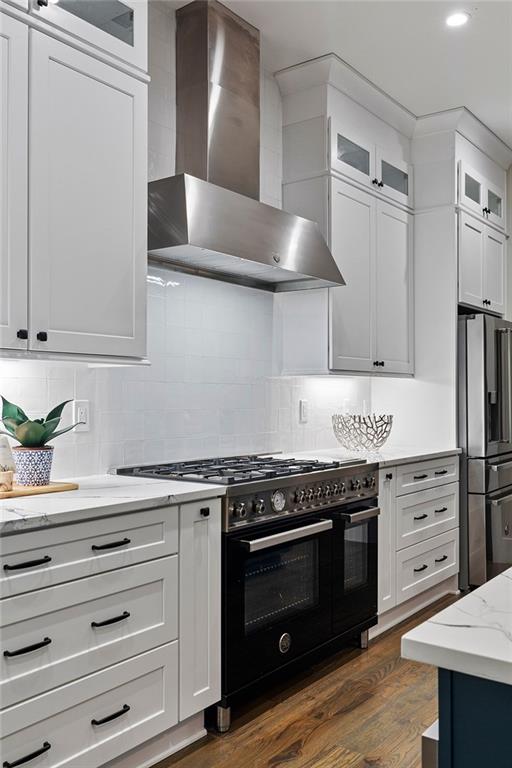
[{"xmin": 147, "ymin": 0, "xmax": 346, "ymax": 292}]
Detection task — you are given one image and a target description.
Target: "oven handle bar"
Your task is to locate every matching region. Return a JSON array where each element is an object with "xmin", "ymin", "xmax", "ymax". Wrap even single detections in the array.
[
  {"xmin": 339, "ymin": 507, "xmax": 380, "ymax": 524},
  {"xmin": 240, "ymin": 520, "xmax": 333, "ymax": 552},
  {"xmin": 490, "ymin": 461, "xmax": 512, "ymax": 472}
]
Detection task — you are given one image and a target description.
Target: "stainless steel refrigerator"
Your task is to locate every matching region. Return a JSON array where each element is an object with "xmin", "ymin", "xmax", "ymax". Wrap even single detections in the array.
[{"xmin": 459, "ymin": 313, "xmax": 512, "ymax": 589}]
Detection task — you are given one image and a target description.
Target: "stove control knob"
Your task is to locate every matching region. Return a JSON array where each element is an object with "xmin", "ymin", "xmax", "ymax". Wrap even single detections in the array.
[
  {"xmin": 340, "ymin": 482, "xmax": 346, "ymax": 494},
  {"xmin": 324, "ymin": 484, "xmax": 332, "ymax": 498},
  {"xmin": 332, "ymin": 483, "xmax": 339, "ymax": 495},
  {"xmin": 370, "ymin": 476, "xmax": 376, "ymax": 488},
  {"xmin": 351, "ymin": 479, "xmax": 361, "ymax": 492},
  {"xmin": 315, "ymin": 487, "xmax": 323, "ymax": 500},
  {"xmin": 306, "ymin": 488, "xmax": 314, "ymax": 502},
  {"xmin": 295, "ymin": 489, "xmax": 306, "ymax": 503},
  {"xmin": 362, "ymin": 477, "xmax": 369, "ymax": 488},
  {"xmin": 233, "ymin": 502, "xmax": 247, "ymax": 518},
  {"xmin": 254, "ymin": 499, "xmax": 266, "ymax": 515}
]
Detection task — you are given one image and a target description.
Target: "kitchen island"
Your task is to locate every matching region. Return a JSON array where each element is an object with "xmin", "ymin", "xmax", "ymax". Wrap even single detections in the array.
[{"xmin": 402, "ymin": 568, "xmax": 512, "ymax": 768}]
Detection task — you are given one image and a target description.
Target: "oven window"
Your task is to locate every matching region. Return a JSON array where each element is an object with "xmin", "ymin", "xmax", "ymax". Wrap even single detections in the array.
[
  {"xmin": 244, "ymin": 540, "xmax": 319, "ymax": 635},
  {"xmin": 344, "ymin": 524, "xmax": 369, "ymax": 592}
]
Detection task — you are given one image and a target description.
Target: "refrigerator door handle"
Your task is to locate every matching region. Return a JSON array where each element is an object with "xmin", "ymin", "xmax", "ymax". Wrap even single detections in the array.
[{"xmin": 499, "ymin": 329, "xmax": 512, "ymax": 444}]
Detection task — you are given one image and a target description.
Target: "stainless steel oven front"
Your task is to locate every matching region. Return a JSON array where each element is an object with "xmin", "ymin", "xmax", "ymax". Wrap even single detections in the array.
[{"xmin": 221, "ymin": 498, "xmax": 379, "ymax": 726}]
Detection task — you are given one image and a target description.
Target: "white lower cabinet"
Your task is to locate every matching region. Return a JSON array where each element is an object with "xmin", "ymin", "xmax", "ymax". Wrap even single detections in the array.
[
  {"xmin": 1, "ymin": 643, "xmax": 178, "ymax": 768},
  {"xmin": 0, "ymin": 498, "xmax": 222, "ymax": 765},
  {"xmin": 179, "ymin": 499, "xmax": 222, "ymax": 721},
  {"xmin": 377, "ymin": 456, "xmax": 459, "ymax": 622}
]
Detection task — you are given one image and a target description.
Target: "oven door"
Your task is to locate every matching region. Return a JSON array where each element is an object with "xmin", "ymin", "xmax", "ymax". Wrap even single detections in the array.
[
  {"xmin": 224, "ymin": 515, "xmax": 333, "ymax": 696},
  {"xmin": 330, "ymin": 501, "xmax": 379, "ymax": 636}
]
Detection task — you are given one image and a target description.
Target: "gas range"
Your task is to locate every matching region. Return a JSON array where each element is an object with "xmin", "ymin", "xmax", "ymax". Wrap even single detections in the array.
[{"xmin": 118, "ymin": 454, "xmax": 379, "ymax": 531}]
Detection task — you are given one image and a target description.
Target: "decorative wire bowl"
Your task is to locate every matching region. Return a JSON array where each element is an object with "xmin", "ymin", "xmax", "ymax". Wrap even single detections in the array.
[{"xmin": 332, "ymin": 414, "xmax": 393, "ymax": 452}]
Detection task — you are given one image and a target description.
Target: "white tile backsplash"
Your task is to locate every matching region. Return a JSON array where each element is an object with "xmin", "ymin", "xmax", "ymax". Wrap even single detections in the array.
[{"xmin": 0, "ymin": 2, "xmax": 370, "ymax": 477}]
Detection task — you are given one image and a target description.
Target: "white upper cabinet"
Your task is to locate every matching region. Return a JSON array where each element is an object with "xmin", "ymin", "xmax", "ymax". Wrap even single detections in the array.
[
  {"xmin": 29, "ymin": 0, "xmax": 147, "ymax": 71},
  {"xmin": 458, "ymin": 212, "xmax": 505, "ymax": 316},
  {"xmin": 0, "ymin": 15, "xmax": 28, "ymax": 351},
  {"xmin": 329, "ymin": 178, "xmax": 414, "ymax": 375},
  {"xmin": 29, "ymin": 32, "xmax": 147, "ymax": 358},
  {"xmin": 458, "ymin": 161, "xmax": 506, "ymax": 230},
  {"xmin": 330, "ymin": 121, "xmax": 413, "ymax": 208},
  {"xmin": 374, "ymin": 201, "xmax": 414, "ymax": 373},
  {"xmin": 329, "ymin": 181, "xmax": 375, "ymax": 373},
  {"xmin": 376, "ymin": 147, "xmax": 413, "ymax": 209}
]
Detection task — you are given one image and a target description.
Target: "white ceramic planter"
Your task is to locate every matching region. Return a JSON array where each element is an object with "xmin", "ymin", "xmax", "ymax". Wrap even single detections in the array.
[{"xmin": 12, "ymin": 446, "xmax": 54, "ymax": 486}]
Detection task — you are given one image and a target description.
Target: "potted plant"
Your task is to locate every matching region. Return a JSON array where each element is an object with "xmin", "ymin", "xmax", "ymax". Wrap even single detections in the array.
[{"xmin": 0, "ymin": 397, "xmax": 82, "ymax": 486}]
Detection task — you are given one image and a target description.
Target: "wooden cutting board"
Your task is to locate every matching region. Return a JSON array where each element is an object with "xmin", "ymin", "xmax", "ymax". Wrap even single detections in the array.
[{"xmin": 0, "ymin": 482, "xmax": 79, "ymax": 499}]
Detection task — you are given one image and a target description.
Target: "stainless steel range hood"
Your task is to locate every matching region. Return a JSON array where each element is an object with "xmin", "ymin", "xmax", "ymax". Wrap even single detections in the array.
[{"xmin": 147, "ymin": 0, "xmax": 345, "ymax": 292}]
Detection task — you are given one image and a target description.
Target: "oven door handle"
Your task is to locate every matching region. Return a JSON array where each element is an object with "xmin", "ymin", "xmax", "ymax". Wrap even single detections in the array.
[
  {"xmin": 339, "ymin": 507, "xmax": 380, "ymax": 524},
  {"xmin": 240, "ymin": 519, "xmax": 333, "ymax": 552},
  {"xmin": 490, "ymin": 461, "xmax": 512, "ymax": 472}
]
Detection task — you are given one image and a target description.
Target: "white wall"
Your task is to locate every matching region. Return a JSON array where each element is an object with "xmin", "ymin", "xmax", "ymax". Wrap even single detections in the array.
[{"xmin": 0, "ymin": 1, "xmax": 369, "ymax": 477}]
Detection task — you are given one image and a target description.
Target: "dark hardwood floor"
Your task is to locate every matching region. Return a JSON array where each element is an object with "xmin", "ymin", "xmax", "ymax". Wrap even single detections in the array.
[{"xmin": 160, "ymin": 596, "xmax": 456, "ymax": 768}]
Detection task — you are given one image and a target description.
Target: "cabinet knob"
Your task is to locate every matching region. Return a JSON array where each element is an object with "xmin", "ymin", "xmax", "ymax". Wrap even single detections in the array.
[
  {"xmin": 385, "ymin": 473, "xmax": 393, "ymax": 480},
  {"xmin": 16, "ymin": 329, "xmax": 28, "ymax": 340},
  {"xmin": 37, "ymin": 0, "xmax": 49, "ymax": 6},
  {"xmin": 378, "ymin": 180, "xmax": 384, "ymax": 188},
  {"xmin": 200, "ymin": 507, "xmax": 210, "ymax": 518},
  {"xmin": 36, "ymin": 331, "xmax": 48, "ymax": 342},
  {"xmin": 371, "ymin": 178, "xmax": 379, "ymax": 186}
]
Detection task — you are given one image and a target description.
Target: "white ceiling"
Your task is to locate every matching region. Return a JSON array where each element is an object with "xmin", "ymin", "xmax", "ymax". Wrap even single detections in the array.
[{"xmin": 225, "ymin": 0, "xmax": 512, "ymax": 148}]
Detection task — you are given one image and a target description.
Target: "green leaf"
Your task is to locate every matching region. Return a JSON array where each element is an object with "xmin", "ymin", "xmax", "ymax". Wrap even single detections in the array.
[
  {"xmin": 1, "ymin": 397, "xmax": 28, "ymax": 426},
  {"xmin": 40, "ymin": 417, "xmax": 61, "ymax": 443},
  {"xmin": 43, "ymin": 422, "xmax": 82, "ymax": 444},
  {"xmin": 1, "ymin": 418, "xmax": 18, "ymax": 436},
  {"xmin": 45, "ymin": 400, "xmax": 72, "ymax": 423},
  {"xmin": 14, "ymin": 421, "xmax": 47, "ymax": 448}
]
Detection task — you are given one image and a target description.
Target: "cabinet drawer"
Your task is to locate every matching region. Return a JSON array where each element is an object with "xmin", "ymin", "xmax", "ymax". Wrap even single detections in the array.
[
  {"xmin": 396, "ymin": 456, "xmax": 459, "ymax": 496},
  {"xmin": 396, "ymin": 483, "xmax": 459, "ymax": 550},
  {"xmin": 0, "ymin": 506, "xmax": 178, "ymax": 598},
  {"xmin": 396, "ymin": 530, "xmax": 459, "ymax": 605},
  {"xmin": 0, "ymin": 642, "xmax": 178, "ymax": 768},
  {"xmin": 1, "ymin": 557, "xmax": 178, "ymax": 708}
]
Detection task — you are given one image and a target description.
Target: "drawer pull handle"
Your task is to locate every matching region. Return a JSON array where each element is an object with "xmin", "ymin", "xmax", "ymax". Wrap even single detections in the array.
[
  {"xmin": 200, "ymin": 507, "xmax": 210, "ymax": 517},
  {"xmin": 435, "ymin": 469, "xmax": 448, "ymax": 476},
  {"xmin": 435, "ymin": 555, "xmax": 448, "ymax": 563},
  {"xmin": 3, "ymin": 742, "xmax": 51, "ymax": 768},
  {"xmin": 414, "ymin": 514, "xmax": 428, "ymax": 521},
  {"xmin": 414, "ymin": 564, "xmax": 428, "ymax": 573},
  {"xmin": 91, "ymin": 611, "xmax": 130, "ymax": 628},
  {"xmin": 3, "ymin": 555, "xmax": 51, "ymax": 571},
  {"xmin": 413, "ymin": 474, "xmax": 428, "ymax": 480},
  {"xmin": 91, "ymin": 537, "xmax": 131, "ymax": 551},
  {"xmin": 91, "ymin": 703, "xmax": 130, "ymax": 726},
  {"xmin": 4, "ymin": 637, "xmax": 52, "ymax": 658},
  {"xmin": 435, "ymin": 506, "xmax": 448, "ymax": 514}
]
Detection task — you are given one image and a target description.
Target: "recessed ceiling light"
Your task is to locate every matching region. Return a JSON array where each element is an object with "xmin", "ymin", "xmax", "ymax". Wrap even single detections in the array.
[{"xmin": 446, "ymin": 11, "xmax": 471, "ymax": 26}]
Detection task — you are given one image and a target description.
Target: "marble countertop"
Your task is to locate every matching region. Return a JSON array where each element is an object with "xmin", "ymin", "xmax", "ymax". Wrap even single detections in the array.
[
  {"xmin": 273, "ymin": 447, "xmax": 461, "ymax": 469},
  {"xmin": 0, "ymin": 475, "xmax": 226, "ymax": 533},
  {"xmin": 402, "ymin": 569, "xmax": 512, "ymax": 686}
]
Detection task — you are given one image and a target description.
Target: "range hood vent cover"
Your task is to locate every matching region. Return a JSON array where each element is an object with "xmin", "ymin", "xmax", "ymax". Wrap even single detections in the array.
[{"xmin": 148, "ymin": 0, "xmax": 346, "ymax": 292}]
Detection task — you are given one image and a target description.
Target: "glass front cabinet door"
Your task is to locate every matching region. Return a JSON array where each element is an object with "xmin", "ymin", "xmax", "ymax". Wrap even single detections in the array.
[
  {"xmin": 376, "ymin": 148, "xmax": 413, "ymax": 208},
  {"xmin": 330, "ymin": 126, "xmax": 374, "ymax": 187},
  {"xmin": 459, "ymin": 162, "xmax": 505, "ymax": 230},
  {"xmin": 486, "ymin": 182, "xmax": 505, "ymax": 229},
  {"xmin": 30, "ymin": 0, "xmax": 147, "ymax": 71}
]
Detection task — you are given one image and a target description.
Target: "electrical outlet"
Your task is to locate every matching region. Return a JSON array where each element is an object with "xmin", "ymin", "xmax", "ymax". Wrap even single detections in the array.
[
  {"xmin": 299, "ymin": 399, "xmax": 308, "ymax": 424},
  {"xmin": 73, "ymin": 400, "xmax": 90, "ymax": 432}
]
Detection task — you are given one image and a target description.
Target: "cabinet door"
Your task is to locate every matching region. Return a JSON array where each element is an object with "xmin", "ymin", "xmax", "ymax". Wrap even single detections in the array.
[
  {"xmin": 459, "ymin": 161, "xmax": 485, "ymax": 218},
  {"xmin": 376, "ymin": 147, "xmax": 413, "ymax": 208},
  {"xmin": 29, "ymin": 32, "xmax": 147, "ymax": 358},
  {"xmin": 0, "ymin": 15, "xmax": 28, "ymax": 350},
  {"xmin": 329, "ymin": 179, "xmax": 375, "ymax": 373},
  {"xmin": 30, "ymin": 0, "xmax": 147, "ymax": 72},
  {"xmin": 374, "ymin": 201, "xmax": 414, "ymax": 374},
  {"xmin": 378, "ymin": 470, "xmax": 397, "ymax": 614},
  {"xmin": 483, "ymin": 228, "xmax": 505, "ymax": 316},
  {"xmin": 330, "ymin": 124, "xmax": 374, "ymax": 188},
  {"xmin": 458, "ymin": 213, "xmax": 485, "ymax": 310},
  {"xmin": 179, "ymin": 499, "xmax": 221, "ymax": 720},
  {"xmin": 486, "ymin": 181, "xmax": 505, "ymax": 230}
]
